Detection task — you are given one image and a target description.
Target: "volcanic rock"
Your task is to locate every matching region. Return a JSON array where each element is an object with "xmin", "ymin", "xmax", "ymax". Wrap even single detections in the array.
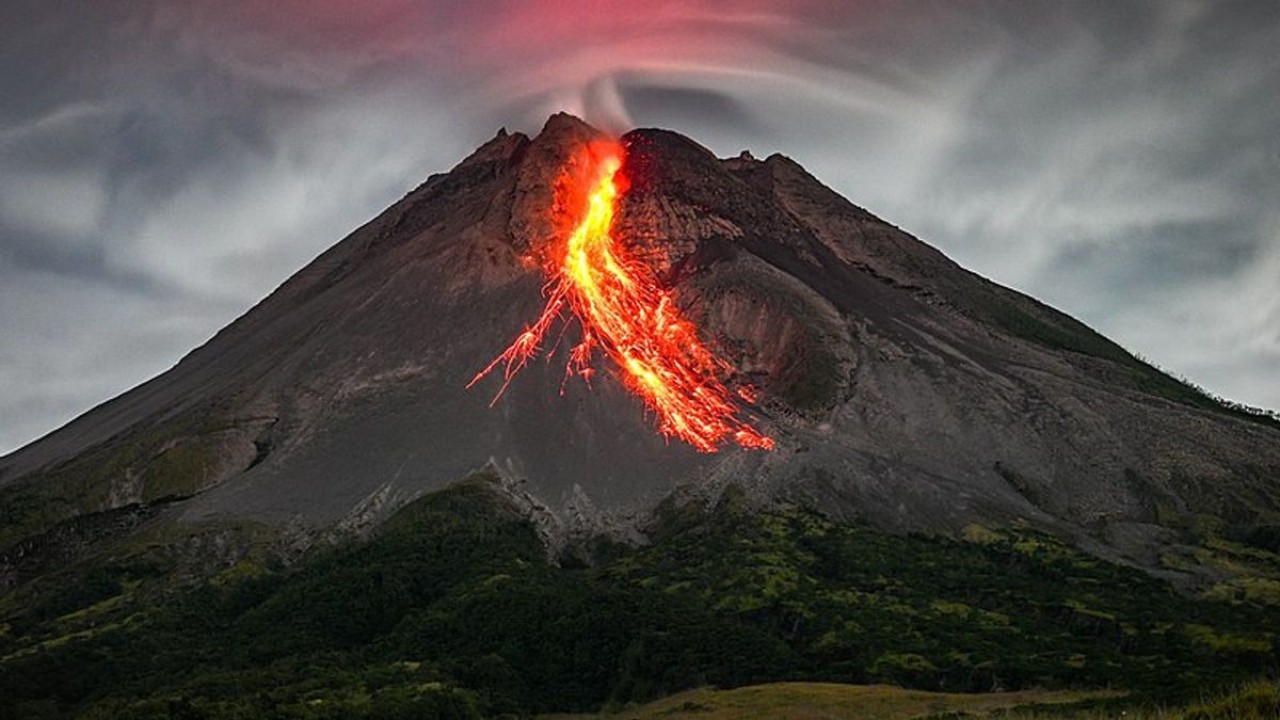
[{"xmin": 2, "ymin": 113, "xmax": 1278, "ymax": 577}]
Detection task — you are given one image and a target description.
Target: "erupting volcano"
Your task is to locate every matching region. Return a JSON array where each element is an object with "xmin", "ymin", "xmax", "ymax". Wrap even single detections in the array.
[
  {"xmin": 469, "ymin": 139, "xmax": 772, "ymax": 452},
  {"xmin": 3, "ymin": 113, "xmax": 1277, "ymax": 587},
  {"xmin": 5, "ymin": 101, "xmax": 1280, "ymax": 716}
]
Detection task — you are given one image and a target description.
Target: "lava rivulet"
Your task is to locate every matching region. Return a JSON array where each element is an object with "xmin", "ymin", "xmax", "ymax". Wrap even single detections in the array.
[{"xmin": 469, "ymin": 140, "xmax": 772, "ymax": 452}]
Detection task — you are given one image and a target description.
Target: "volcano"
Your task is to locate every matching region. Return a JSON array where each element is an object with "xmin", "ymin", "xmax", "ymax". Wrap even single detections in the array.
[{"xmin": 2, "ymin": 113, "xmax": 1278, "ymax": 577}]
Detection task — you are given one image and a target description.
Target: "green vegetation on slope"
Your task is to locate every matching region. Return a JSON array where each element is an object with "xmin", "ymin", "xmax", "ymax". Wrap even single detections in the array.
[
  {"xmin": 0, "ymin": 411, "xmax": 272, "ymax": 550},
  {"xmin": 1, "ymin": 475, "xmax": 1278, "ymax": 719},
  {"xmin": 963, "ymin": 281, "xmax": 1279, "ymax": 428}
]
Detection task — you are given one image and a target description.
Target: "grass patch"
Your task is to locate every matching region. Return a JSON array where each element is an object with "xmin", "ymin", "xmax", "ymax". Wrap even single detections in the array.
[{"xmin": 540, "ymin": 682, "xmax": 1117, "ymax": 720}]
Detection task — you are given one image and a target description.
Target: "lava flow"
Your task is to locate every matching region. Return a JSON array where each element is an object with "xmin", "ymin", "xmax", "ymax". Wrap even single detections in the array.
[{"xmin": 469, "ymin": 140, "xmax": 773, "ymax": 452}]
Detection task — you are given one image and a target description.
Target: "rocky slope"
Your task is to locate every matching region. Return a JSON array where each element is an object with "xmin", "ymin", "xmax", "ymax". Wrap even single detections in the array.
[{"xmin": 2, "ymin": 113, "xmax": 1277, "ymax": 580}]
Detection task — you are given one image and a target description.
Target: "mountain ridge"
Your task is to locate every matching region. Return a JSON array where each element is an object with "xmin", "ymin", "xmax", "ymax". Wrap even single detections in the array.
[{"xmin": 1, "ymin": 113, "xmax": 1278, "ymax": 582}]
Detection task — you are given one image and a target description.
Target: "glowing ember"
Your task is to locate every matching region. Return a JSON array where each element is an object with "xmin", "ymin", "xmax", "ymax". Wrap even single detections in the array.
[{"xmin": 469, "ymin": 140, "xmax": 772, "ymax": 452}]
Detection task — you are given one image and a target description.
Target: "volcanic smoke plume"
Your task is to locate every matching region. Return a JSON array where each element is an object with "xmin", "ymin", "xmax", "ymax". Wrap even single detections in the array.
[
  {"xmin": 169, "ymin": 0, "xmax": 868, "ymax": 131},
  {"xmin": 469, "ymin": 138, "xmax": 772, "ymax": 452}
]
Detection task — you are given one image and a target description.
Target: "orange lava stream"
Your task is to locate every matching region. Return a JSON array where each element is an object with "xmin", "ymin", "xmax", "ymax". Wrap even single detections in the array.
[{"xmin": 469, "ymin": 141, "xmax": 772, "ymax": 452}]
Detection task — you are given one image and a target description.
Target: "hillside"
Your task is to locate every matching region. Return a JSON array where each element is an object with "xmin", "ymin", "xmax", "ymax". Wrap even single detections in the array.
[{"xmin": 2, "ymin": 475, "xmax": 1278, "ymax": 717}]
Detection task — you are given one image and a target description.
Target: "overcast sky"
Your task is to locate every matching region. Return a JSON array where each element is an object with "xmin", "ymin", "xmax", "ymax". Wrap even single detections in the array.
[{"xmin": 2, "ymin": 0, "xmax": 1278, "ymax": 454}]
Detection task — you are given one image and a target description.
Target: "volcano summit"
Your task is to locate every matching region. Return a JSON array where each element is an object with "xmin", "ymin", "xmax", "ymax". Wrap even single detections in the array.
[
  {"xmin": 6, "ymin": 113, "xmax": 1280, "ymax": 717},
  {"xmin": 2, "ymin": 113, "xmax": 1279, "ymax": 577}
]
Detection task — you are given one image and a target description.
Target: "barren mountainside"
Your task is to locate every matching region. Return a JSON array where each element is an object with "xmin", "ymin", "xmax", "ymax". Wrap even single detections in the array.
[{"xmin": 2, "ymin": 113, "xmax": 1278, "ymax": 580}]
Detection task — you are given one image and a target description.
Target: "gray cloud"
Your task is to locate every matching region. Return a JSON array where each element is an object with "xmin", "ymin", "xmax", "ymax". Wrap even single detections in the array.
[{"xmin": 2, "ymin": 0, "xmax": 1278, "ymax": 453}]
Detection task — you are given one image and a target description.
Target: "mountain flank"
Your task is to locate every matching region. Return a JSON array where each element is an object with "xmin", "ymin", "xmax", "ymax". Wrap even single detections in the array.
[
  {"xmin": 2, "ymin": 113, "xmax": 1276, "ymax": 579},
  {"xmin": 2, "ymin": 113, "xmax": 1280, "ymax": 718}
]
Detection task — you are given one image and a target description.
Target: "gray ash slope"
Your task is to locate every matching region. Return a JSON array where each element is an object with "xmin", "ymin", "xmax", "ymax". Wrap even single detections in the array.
[{"xmin": 2, "ymin": 113, "xmax": 1277, "ymax": 573}]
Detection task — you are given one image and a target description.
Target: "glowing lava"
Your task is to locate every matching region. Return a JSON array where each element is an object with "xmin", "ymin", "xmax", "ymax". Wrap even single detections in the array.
[{"xmin": 469, "ymin": 140, "xmax": 772, "ymax": 452}]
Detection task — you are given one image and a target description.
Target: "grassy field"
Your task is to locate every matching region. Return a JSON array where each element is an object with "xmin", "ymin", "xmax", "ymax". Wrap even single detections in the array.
[
  {"xmin": 539, "ymin": 682, "xmax": 1118, "ymax": 720},
  {"xmin": 541, "ymin": 681, "xmax": 1280, "ymax": 720}
]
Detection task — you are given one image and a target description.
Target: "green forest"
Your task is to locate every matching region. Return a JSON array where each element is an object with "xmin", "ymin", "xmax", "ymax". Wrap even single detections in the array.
[{"xmin": 2, "ymin": 472, "xmax": 1278, "ymax": 719}]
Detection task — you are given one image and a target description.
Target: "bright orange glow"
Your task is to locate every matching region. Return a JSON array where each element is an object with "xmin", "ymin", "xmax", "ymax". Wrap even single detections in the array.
[{"xmin": 470, "ymin": 141, "xmax": 772, "ymax": 452}]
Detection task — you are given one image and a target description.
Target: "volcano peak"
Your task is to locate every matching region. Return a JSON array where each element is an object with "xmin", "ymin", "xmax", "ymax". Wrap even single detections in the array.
[{"xmin": 2, "ymin": 115, "xmax": 1278, "ymax": 579}]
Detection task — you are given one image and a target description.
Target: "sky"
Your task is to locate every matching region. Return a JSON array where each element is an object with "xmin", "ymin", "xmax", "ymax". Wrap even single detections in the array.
[{"xmin": 2, "ymin": 0, "xmax": 1278, "ymax": 454}]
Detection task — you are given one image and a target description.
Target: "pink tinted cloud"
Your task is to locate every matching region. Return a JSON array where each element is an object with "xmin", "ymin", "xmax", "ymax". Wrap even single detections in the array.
[{"xmin": 174, "ymin": 0, "xmax": 869, "ymax": 128}]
